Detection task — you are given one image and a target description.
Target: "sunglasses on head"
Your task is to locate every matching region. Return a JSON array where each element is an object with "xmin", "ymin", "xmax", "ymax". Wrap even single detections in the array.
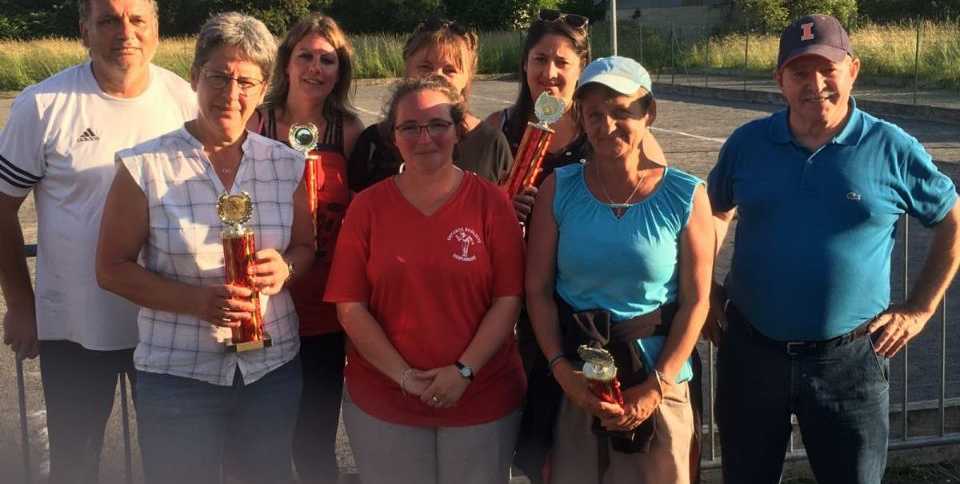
[
  {"xmin": 538, "ymin": 9, "xmax": 589, "ymax": 30},
  {"xmin": 419, "ymin": 16, "xmax": 469, "ymax": 36}
]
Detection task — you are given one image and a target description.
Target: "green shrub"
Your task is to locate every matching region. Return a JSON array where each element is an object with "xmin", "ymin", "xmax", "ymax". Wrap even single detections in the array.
[{"xmin": 727, "ymin": 0, "xmax": 858, "ymax": 34}]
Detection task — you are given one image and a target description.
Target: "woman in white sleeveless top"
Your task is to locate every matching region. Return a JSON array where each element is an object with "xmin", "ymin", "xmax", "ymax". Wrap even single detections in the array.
[{"xmin": 96, "ymin": 12, "xmax": 314, "ymax": 484}]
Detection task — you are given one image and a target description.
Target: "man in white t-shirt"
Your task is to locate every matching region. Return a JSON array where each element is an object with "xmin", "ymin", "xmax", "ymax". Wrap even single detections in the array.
[{"xmin": 0, "ymin": 1, "xmax": 196, "ymax": 482}]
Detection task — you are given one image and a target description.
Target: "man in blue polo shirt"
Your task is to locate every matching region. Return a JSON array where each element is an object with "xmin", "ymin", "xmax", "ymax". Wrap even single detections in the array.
[{"xmin": 707, "ymin": 14, "xmax": 960, "ymax": 484}]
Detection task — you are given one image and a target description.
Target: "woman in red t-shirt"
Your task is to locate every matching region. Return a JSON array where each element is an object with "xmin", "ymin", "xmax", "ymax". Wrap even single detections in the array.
[{"xmin": 325, "ymin": 77, "xmax": 526, "ymax": 484}]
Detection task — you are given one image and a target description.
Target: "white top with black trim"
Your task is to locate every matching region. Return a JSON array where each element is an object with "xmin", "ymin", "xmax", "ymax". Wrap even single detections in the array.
[{"xmin": 0, "ymin": 61, "xmax": 197, "ymax": 350}]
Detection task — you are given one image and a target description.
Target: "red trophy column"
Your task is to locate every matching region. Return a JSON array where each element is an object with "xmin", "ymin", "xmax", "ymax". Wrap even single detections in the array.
[
  {"xmin": 218, "ymin": 192, "xmax": 271, "ymax": 352},
  {"xmin": 500, "ymin": 92, "xmax": 566, "ymax": 200}
]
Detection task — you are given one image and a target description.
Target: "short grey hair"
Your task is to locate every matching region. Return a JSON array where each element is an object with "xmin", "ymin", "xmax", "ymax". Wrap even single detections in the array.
[
  {"xmin": 191, "ymin": 12, "xmax": 277, "ymax": 83},
  {"xmin": 78, "ymin": 0, "xmax": 159, "ymax": 24}
]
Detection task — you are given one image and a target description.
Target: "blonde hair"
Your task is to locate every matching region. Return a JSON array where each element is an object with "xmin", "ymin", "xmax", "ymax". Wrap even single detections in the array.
[{"xmin": 402, "ymin": 17, "xmax": 479, "ymax": 101}]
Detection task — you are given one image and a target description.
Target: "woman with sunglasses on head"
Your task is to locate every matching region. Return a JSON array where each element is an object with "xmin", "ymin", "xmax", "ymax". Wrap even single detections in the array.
[
  {"xmin": 326, "ymin": 77, "xmax": 526, "ymax": 484},
  {"xmin": 484, "ymin": 9, "xmax": 592, "ymax": 224},
  {"xmin": 348, "ymin": 16, "xmax": 512, "ymax": 192},
  {"xmin": 526, "ymin": 57, "xmax": 711, "ymax": 484},
  {"xmin": 244, "ymin": 13, "xmax": 363, "ymax": 484}
]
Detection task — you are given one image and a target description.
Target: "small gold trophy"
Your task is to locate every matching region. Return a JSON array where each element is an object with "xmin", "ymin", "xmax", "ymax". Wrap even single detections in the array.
[
  {"xmin": 289, "ymin": 123, "xmax": 321, "ymax": 217},
  {"xmin": 578, "ymin": 345, "xmax": 624, "ymax": 405},
  {"xmin": 217, "ymin": 192, "xmax": 271, "ymax": 352},
  {"xmin": 501, "ymin": 92, "xmax": 565, "ymax": 199}
]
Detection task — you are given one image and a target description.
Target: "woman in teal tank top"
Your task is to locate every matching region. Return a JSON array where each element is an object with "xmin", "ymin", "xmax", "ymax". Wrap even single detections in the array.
[{"xmin": 526, "ymin": 57, "xmax": 714, "ymax": 484}]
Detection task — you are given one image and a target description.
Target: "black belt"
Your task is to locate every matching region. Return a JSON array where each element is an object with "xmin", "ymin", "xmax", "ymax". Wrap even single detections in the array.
[{"xmin": 724, "ymin": 300, "xmax": 870, "ymax": 356}]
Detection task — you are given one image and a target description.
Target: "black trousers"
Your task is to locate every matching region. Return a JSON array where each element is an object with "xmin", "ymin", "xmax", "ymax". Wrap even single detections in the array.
[
  {"xmin": 293, "ymin": 332, "xmax": 346, "ymax": 484},
  {"xmin": 38, "ymin": 340, "xmax": 135, "ymax": 484}
]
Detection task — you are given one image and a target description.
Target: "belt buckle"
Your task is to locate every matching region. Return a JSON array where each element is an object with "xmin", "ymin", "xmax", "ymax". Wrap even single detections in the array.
[{"xmin": 785, "ymin": 341, "xmax": 806, "ymax": 356}]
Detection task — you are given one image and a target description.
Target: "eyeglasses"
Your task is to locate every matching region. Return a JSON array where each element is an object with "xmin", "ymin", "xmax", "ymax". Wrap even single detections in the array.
[
  {"xmin": 538, "ymin": 9, "xmax": 589, "ymax": 30},
  {"xmin": 394, "ymin": 120, "xmax": 454, "ymax": 140},
  {"xmin": 201, "ymin": 69, "xmax": 264, "ymax": 96}
]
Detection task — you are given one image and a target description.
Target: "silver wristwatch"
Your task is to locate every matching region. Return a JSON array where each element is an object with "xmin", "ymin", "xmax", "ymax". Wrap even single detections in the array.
[{"xmin": 455, "ymin": 361, "xmax": 474, "ymax": 381}]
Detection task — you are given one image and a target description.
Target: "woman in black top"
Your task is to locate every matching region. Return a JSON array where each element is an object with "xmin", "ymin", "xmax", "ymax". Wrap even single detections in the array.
[
  {"xmin": 483, "ymin": 10, "xmax": 593, "ymax": 222},
  {"xmin": 348, "ymin": 17, "xmax": 512, "ymax": 192}
]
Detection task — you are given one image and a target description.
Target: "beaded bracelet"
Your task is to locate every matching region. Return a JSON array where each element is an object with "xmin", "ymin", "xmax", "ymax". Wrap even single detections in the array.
[{"xmin": 399, "ymin": 367, "xmax": 414, "ymax": 396}]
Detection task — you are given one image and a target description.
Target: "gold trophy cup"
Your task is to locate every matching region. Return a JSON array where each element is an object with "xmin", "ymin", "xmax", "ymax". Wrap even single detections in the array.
[
  {"xmin": 501, "ymin": 92, "xmax": 566, "ymax": 199},
  {"xmin": 578, "ymin": 345, "xmax": 624, "ymax": 405},
  {"xmin": 218, "ymin": 192, "xmax": 271, "ymax": 352}
]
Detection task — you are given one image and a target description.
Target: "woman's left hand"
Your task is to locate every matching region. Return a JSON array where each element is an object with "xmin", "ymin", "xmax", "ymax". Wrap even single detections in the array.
[
  {"xmin": 419, "ymin": 365, "xmax": 471, "ymax": 409},
  {"xmin": 248, "ymin": 248, "xmax": 290, "ymax": 295},
  {"xmin": 601, "ymin": 376, "xmax": 662, "ymax": 432}
]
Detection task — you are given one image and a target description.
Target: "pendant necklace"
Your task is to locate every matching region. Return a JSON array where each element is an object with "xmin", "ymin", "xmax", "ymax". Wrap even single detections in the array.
[{"xmin": 594, "ymin": 160, "xmax": 644, "ymax": 216}]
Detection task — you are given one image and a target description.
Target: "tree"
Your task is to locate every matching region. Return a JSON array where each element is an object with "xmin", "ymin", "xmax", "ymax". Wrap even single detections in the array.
[
  {"xmin": 727, "ymin": 0, "xmax": 858, "ymax": 34},
  {"xmin": 328, "ymin": 0, "xmax": 442, "ymax": 33},
  {"xmin": 728, "ymin": 0, "xmax": 789, "ymax": 33},
  {"xmin": 860, "ymin": 0, "xmax": 960, "ymax": 22},
  {"xmin": 788, "ymin": 0, "xmax": 858, "ymax": 28}
]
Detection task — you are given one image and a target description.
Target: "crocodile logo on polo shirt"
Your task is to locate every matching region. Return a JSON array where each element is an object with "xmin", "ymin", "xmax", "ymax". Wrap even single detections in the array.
[
  {"xmin": 448, "ymin": 227, "xmax": 481, "ymax": 262},
  {"xmin": 76, "ymin": 128, "xmax": 100, "ymax": 142}
]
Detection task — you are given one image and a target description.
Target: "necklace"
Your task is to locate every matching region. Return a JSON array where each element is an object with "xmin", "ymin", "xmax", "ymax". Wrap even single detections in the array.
[
  {"xmin": 594, "ymin": 160, "xmax": 645, "ymax": 214},
  {"xmin": 214, "ymin": 160, "xmax": 239, "ymax": 176}
]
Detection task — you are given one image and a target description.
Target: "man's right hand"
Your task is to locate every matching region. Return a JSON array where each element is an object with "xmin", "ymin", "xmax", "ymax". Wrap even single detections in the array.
[
  {"xmin": 3, "ymin": 305, "xmax": 38, "ymax": 360},
  {"xmin": 703, "ymin": 282, "xmax": 726, "ymax": 346}
]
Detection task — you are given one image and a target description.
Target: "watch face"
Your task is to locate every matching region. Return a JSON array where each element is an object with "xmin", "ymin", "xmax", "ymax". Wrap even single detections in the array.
[{"xmin": 456, "ymin": 363, "xmax": 473, "ymax": 379}]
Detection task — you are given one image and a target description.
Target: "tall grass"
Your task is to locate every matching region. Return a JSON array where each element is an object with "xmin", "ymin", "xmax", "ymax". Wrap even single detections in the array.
[
  {"xmin": 0, "ymin": 21, "xmax": 957, "ymax": 91},
  {"xmin": 683, "ymin": 21, "xmax": 960, "ymax": 88}
]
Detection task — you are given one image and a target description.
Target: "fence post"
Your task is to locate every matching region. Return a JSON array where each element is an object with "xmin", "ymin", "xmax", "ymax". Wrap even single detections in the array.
[
  {"xmin": 704, "ymin": 26, "xmax": 710, "ymax": 88},
  {"xmin": 913, "ymin": 19, "xmax": 921, "ymax": 105},
  {"xmin": 639, "ymin": 25, "xmax": 644, "ymax": 66},
  {"xmin": 610, "ymin": 0, "xmax": 618, "ymax": 56},
  {"xmin": 743, "ymin": 30, "xmax": 749, "ymax": 92},
  {"xmin": 902, "ymin": 217, "xmax": 910, "ymax": 439},
  {"xmin": 17, "ymin": 359, "xmax": 32, "ymax": 484},
  {"xmin": 121, "ymin": 378, "xmax": 134, "ymax": 484},
  {"xmin": 941, "ymin": 294, "xmax": 947, "ymax": 437},
  {"xmin": 671, "ymin": 24, "xmax": 676, "ymax": 85}
]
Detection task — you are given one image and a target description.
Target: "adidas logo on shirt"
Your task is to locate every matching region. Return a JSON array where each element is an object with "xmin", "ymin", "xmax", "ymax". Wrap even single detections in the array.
[{"xmin": 77, "ymin": 128, "xmax": 99, "ymax": 142}]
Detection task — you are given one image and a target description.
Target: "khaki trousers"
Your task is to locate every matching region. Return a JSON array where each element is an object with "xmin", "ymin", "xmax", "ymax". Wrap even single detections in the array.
[
  {"xmin": 551, "ymin": 381, "xmax": 695, "ymax": 484},
  {"xmin": 342, "ymin": 388, "xmax": 521, "ymax": 484}
]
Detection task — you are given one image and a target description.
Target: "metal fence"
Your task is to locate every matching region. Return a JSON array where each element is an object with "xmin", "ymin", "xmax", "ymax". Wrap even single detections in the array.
[
  {"xmin": 10, "ymin": 220, "xmax": 960, "ymax": 483},
  {"xmin": 591, "ymin": 18, "xmax": 960, "ymax": 112}
]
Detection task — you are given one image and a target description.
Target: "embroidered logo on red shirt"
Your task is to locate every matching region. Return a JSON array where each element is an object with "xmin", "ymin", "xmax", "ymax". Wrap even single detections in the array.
[{"xmin": 448, "ymin": 227, "xmax": 481, "ymax": 262}]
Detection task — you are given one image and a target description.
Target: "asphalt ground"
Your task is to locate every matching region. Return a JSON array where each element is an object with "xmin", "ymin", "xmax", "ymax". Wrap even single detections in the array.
[{"xmin": 1, "ymin": 80, "xmax": 959, "ymax": 483}]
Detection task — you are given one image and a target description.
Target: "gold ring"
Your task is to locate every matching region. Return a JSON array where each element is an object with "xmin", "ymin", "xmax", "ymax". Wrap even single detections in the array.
[{"xmin": 431, "ymin": 395, "xmax": 441, "ymax": 404}]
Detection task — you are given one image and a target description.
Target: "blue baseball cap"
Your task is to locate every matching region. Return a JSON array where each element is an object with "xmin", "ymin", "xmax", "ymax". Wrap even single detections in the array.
[
  {"xmin": 778, "ymin": 14, "xmax": 853, "ymax": 69},
  {"xmin": 576, "ymin": 56, "xmax": 653, "ymax": 97}
]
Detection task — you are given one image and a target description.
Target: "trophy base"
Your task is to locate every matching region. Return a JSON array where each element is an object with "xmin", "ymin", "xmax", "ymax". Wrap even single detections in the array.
[{"xmin": 225, "ymin": 332, "xmax": 273, "ymax": 353}]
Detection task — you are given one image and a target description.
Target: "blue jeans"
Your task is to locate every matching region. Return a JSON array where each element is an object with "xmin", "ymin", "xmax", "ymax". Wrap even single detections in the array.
[
  {"xmin": 717, "ymin": 317, "xmax": 889, "ymax": 484},
  {"xmin": 135, "ymin": 357, "xmax": 302, "ymax": 484}
]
